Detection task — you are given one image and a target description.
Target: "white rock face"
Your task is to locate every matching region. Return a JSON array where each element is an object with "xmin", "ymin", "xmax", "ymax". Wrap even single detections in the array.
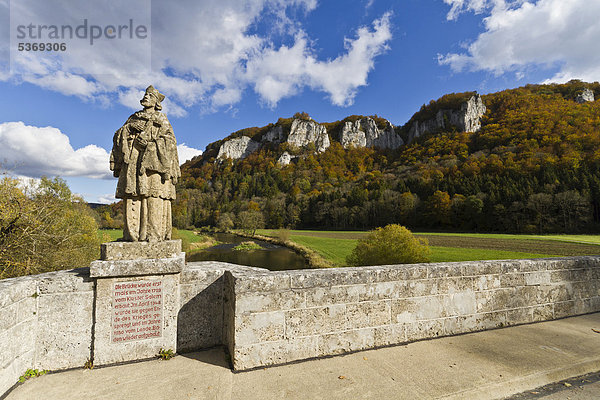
[
  {"xmin": 277, "ymin": 151, "xmax": 294, "ymax": 166},
  {"xmin": 287, "ymin": 119, "xmax": 330, "ymax": 153},
  {"xmin": 341, "ymin": 118, "xmax": 404, "ymax": 149},
  {"xmin": 408, "ymin": 94, "xmax": 486, "ymax": 143},
  {"xmin": 217, "ymin": 136, "xmax": 260, "ymax": 160},
  {"xmin": 576, "ymin": 88, "xmax": 595, "ymax": 103}
]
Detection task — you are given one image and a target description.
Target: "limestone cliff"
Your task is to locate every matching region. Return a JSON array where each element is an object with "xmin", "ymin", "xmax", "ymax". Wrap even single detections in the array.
[
  {"xmin": 576, "ymin": 88, "xmax": 595, "ymax": 103},
  {"xmin": 287, "ymin": 119, "xmax": 330, "ymax": 152},
  {"xmin": 217, "ymin": 136, "xmax": 260, "ymax": 160},
  {"xmin": 341, "ymin": 117, "xmax": 404, "ymax": 149},
  {"xmin": 277, "ymin": 151, "xmax": 294, "ymax": 166},
  {"xmin": 407, "ymin": 94, "xmax": 486, "ymax": 143}
]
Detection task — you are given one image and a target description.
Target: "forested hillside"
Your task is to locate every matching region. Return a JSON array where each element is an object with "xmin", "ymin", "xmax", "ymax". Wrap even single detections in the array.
[{"xmin": 175, "ymin": 80, "xmax": 600, "ymax": 233}]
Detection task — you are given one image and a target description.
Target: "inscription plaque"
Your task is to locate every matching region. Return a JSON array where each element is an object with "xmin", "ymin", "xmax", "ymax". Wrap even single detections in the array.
[{"xmin": 112, "ymin": 280, "xmax": 163, "ymax": 343}]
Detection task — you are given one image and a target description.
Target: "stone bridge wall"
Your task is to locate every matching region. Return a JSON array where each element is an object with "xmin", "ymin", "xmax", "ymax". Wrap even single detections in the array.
[
  {"xmin": 1, "ymin": 256, "xmax": 599, "ymax": 396},
  {"xmin": 226, "ymin": 257, "xmax": 600, "ymax": 370}
]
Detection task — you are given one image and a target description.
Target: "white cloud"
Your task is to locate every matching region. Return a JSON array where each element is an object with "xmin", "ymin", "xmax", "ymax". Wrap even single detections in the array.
[
  {"xmin": 177, "ymin": 143, "xmax": 203, "ymax": 165},
  {"xmin": 439, "ymin": 0, "xmax": 600, "ymax": 83},
  {"xmin": 0, "ymin": 121, "xmax": 111, "ymax": 179},
  {"xmin": 97, "ymin": 193, "xmax": 116, "ymax": 204},
  {"xmin": 3, "ymin": 0, "xmax": 393, "ymax": 112},
  {"xmin": 246, "ymin": 12, "xmax": 392, "ymax": 106}
]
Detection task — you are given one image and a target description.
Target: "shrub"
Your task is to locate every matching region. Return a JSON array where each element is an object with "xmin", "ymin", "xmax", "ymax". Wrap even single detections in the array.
[
  {"xmin": 346, "ymin": 224, "xmax": 430, "ymax": 266},
  {"xmin": 275, "ymin": 228, "xmax": 291, "ymax": 242}
]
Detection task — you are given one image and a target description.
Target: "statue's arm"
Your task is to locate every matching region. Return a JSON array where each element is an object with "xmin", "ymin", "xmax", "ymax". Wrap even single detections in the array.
[
  {"xmin": 110, "ymin": 116, "xmax": 134, "ymax": 177},
  {"xmin": 157, "ymin": 115, "xmax": 181, "ymax": 182}
]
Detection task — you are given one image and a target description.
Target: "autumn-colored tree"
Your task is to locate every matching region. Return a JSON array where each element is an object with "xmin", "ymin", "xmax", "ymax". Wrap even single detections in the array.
[{"xmin": 0, "ymin": 176, "xmax": 101, "ymax": 279}]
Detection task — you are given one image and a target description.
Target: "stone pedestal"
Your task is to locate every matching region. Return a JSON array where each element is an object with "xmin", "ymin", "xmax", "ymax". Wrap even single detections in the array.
[{"xmin": 90, "ymin": 240, "xmax": 183, "ymax": 366}]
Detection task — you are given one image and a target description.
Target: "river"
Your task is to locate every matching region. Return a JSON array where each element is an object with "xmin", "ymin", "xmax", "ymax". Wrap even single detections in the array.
[{"xmin": 186, "ymin": 233, "xmax": 309, "ymax": 271}]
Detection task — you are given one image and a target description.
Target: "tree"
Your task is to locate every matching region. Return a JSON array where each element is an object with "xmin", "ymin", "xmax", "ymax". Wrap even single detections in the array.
[
  {"xmin": 426, "ymin": 190, "xmax": 451, "ymax": 226},
  {"xmin": 237, "ymin": 210, "xmax": 264, "ymax": 236},
  {"xmin": 527, "ymin": 193, "xmax": 554, "ymax": 233},
  {"xmin": 346, "ymin": 224, "xmax": 430, "ymax": 266},
  {"xmin": 0, "ymin": 176, "xmax": 101, "ymax": 279},
  {"xmin": 216, "ymin": 213, "xmax": 235, "ymax": 231}
]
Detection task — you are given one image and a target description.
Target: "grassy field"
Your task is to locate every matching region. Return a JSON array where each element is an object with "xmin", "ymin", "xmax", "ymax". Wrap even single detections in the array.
[
  {"xmin": 100, "ymin": 228, "xmax": 600, "ymax": 266},
  {"xmin": 258, "ymin": 229, "xmax": 600, "ymax": 266}
]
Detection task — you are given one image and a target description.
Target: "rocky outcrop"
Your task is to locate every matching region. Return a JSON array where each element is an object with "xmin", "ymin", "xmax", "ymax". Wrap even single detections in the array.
[
  {"xmin": 408, "ymin": 94, "xmax": 486, "ymax": 143},
  {"xmin": 217, "ymin": 136, "xmax": 260, "ymax": 160},
  {"xmin": 341, "ymin": 118, "xmax": 403, "ymax": 149},
  {"xmin": 287, "ymin": 119, "xmax": 330, "ymax": 153},
  {"xmin": 277, "ymin": 151, "xmax": 294, "ymax": 166},
  {"xmin": 576, "ymin": 88, "xmax": 595, "ymax": 103},
  {"xmin": 262, "ymin": 126, "xmax": 283, "ymax": 143}
]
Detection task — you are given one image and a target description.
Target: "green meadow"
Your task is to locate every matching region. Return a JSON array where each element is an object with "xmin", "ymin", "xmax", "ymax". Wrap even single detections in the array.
[
  {"xmin": 100, "ymin": 228, "xmax": 600, "ymax": 267},
  {"xmin": 258, "ymin": 229, "xmax": 600, "ymax": 267}
]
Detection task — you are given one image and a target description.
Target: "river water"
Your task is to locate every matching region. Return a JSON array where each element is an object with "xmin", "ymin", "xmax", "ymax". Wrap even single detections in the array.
[{"xmin": 186, "ymin": 233, "xmax": 309, "ymax": 271}]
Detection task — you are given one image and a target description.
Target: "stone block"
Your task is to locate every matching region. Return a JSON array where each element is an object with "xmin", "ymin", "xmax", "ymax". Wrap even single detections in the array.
[
  {"xmin": 438, "ymin": 277, "xmax": 474, "ymax": 294},
  {"xmin": 100, "ymin": 239, "xmax": 182, "ymax": 261},
  {"xmin": 550, "ymin": 270, "xmax": 571, "ymax": 283},
  {"xmin": 532, "ymin": 304, "xmax": 554, "ymax": 322},
  {"xmin": 236, "ymin": 290, "xmax": 305, "ymax": 314},
  {"xmin": 346, "ymin": 301, "xmax": 391, "ymax": 329},
  {"xmin": 406, "ymin": 319, "xmax": 444, "ymax": 341},
  {"xmin": 465, "ymin": 261, "xmax": 502, "ymax": 276},
  {"xmin": 177, "ymin": 280, "xmax": 223, "ymax": 352},
  {"xmin": 180, "ymin": 262, "xmax": 228, "ymax": 284},
  {"xmin": 506, "ymin": 307, "xmax": 532, "ymax": 324},
  {"xmin": 442, "ymin": 291, "xmax": 477, "ymax": 316},
  {"xmin": 474, "ymin": 311, "xmax": 506, "ymax": 331},
  {"xmin": 16, "ymin": 296, "xmax": 37, "ymax": 324},
  {"xmin": 307, "ymin": 285, "xmax": 364, "ymax": 306},
  {"xmin": 392, "ymin": 296, "xmax": 446, "ymax": 322},
  {"xmin": 392, "ymin": 298, "xmax": 418, "ymax": 323},
  {"xmin": 406, "ymin": 279, "xmax": 438, "ymax": 297},
  {"xmin": 93, "ymin": 273, "xmax": 179, "ymax": 366},
  {"xmin": 427, "ymin": 264, "xmax": 463, "ymax": 278},
  {"xmin": 524, "ymin": 271, "xmax": 552, "ymax": 286},
  {"xmin": 235, "ymin": 311, "xmax": 285, "ymax": 346},
  {"xmin": 474, "ymin": 275, "xmax": 501, "ymax": 291},
  {"xmin": 536, "ymin": 284, "xmax": 573, "ymax": 304},
  {"xmin": 570, "ymin": 268, "xmax": 593, "ymax": 282},
  {"xmin": 285, "ymin": 305, "xmax": 347, "ymax": 336},
  {"xmin": 37, "ymin": 268, "xmax": 93, "ymax": 294},
  {"xmin": 373, "ymin": 324, "xmax": 405, "ymax": 347},
  {"xmin": 233, "ymin": 272, "xmax": 291, "ymax": 293},
  {"xmin": 35, "ymin": 291, "xmax": 93, "ymax": 370},
  {"xmin": 500, "ymin": 273, "xmax": 525, "ymax": 288},
  {"xmin": 0, "ymin": 303, "xmax": 17, "ymax": 331},
  {"xmin": 500, "ymin": 260, "xmax": 522, "ymax": 274},
  {"xmin": 358, "ymin": 282, "xmax": 405, "ymax": 302},
  {"xmin": 443, "ymin": 315, "xmax": 477, "ymax": 336},
  {"xmin": 233, "ymin": 336, "xmax": 318, "ymax": 370},
  {"xmin": 90, "ymin": 252, "xmax": 184, "ymax": 278},
  {"xmin": 318, "ymin": 328, "xmax": 375, "ymax": 355},
  {"xmin": 0, "ymin": 277, "xmax": 36, "ymax": 309},
  {"xmin": 0, "ymin": 319, "xmax": 36, "ymax": 369},
  {"xmin": 0, "ymin": 349, "xmax": 34, "ymax": 397}
]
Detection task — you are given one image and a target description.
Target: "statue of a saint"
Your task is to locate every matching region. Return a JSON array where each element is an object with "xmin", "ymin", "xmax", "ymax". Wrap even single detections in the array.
[{"xmin": 110, "ymin": 85, "xmax": 180, "ymax": 242}]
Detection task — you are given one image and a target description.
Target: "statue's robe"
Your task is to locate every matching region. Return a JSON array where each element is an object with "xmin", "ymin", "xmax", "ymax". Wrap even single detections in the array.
[{"xmin": 110, "ymin": 110, "xmax": 180, "ymax": 242}]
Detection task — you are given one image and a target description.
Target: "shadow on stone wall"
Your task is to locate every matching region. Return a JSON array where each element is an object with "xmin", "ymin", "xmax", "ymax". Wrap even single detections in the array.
[{"xmin": 177, "ymin": 276, "xmax": 225, "ymax": 353}]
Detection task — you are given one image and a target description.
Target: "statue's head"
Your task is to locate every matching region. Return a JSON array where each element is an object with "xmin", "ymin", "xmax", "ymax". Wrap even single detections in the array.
[{"xmin": 140, "ymin": 85, "xmax": 165, "ymax": 110}]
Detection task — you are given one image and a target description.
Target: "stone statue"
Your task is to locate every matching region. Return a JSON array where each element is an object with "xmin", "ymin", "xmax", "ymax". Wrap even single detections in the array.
[{"xmin": 110, "ymin": 85, "xmax": 180, "ymax": 242}]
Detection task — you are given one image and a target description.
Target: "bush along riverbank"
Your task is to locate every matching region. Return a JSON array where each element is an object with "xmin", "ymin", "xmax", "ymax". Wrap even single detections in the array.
[{"xmin": 232, "ymin": 230, "xmax": 334, "ymax": 269}]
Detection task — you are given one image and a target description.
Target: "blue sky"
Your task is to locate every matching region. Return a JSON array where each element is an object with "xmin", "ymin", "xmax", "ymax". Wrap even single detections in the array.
[{"xmin": 0, "ymin": 0, "xmax": 597, "ymax": 203}]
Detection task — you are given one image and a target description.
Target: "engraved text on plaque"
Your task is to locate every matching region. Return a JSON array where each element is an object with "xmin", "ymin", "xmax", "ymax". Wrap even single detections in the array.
[{"xmin": 112, "ymin": 280, "xmax": 163, "ymax": 343}]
